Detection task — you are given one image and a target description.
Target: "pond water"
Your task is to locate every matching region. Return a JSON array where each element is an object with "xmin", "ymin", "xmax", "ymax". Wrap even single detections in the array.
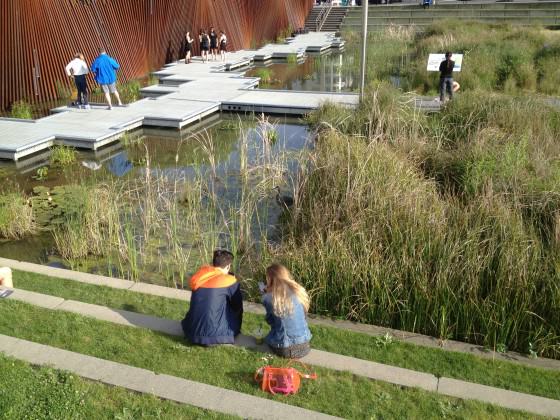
[
  {"xmin": 0, "ymin": 114, "xmax": 311, "ymax": 286},
  {"xmin": 245, "ymin": 52, "xmax": 358, "ymax": 92}
]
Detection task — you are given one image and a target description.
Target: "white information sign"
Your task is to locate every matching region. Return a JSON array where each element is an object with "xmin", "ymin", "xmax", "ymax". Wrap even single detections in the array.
[{"xmin": 427, "ymin": 53, "xmax": 463, "ymax": 72}]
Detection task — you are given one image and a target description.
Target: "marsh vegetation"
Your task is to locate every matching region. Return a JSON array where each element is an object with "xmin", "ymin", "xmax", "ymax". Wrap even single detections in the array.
[{"xmin": 1, "ymin": 22, "xmax": 559, "ymax": 359}]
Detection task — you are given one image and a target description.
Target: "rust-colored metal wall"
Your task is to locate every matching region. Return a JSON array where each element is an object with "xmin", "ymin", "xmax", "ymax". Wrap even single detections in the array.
[{"xmin": 0, "ymin": 0, "xmax": 313, "ymax": 110}]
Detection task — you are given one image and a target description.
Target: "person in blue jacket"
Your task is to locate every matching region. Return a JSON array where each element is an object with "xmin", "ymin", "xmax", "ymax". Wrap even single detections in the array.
[
  {"xmin": 181, "ymin": 250, "xmax": 243, "ymax": 346},
  {"xmin": 261, "ymin": 263, "xmax": 312, "ymax": 359},
  {"xmin": 91, "ymin": 48, "xmax": 123, "ymax": 110}
]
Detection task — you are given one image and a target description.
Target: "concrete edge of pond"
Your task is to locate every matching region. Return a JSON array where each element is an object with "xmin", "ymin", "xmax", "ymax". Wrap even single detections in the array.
[
  {"xmin": 1, "ymin": 256, "xmax": 559, "ymax": 372},
  {"xmin": 2, "ymin": 287, "xmax": 560, "ymax": 418}
]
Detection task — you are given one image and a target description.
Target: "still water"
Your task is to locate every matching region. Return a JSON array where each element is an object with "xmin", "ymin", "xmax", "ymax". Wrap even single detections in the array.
[{"xmin": 0, "ymin": 114, "xmax": 311, "ymax": 286}]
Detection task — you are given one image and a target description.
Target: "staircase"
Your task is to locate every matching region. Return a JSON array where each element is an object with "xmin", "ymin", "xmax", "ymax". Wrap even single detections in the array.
[
  {"xmin": 305, "ymin": 5, "xmax": 350, "ymax": 32},
  {"xmin": 341, "ymin": 2, "xmax": 560, "ymax": 31}
]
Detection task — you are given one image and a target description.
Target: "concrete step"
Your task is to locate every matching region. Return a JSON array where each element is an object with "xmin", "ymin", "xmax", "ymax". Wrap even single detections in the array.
[
  {"xmin": 3, "ymin": 255, "xmax": 559, "ymax": 372},
  {"xmin": 0, "ymin": 334, "xmax": 339, "ymax": 420},
  {"xmin": 2, "ymin": 286, "xmax": 560, "ymax": 418}
]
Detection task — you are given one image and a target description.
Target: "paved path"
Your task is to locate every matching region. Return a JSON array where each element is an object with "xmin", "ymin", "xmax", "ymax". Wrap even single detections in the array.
[
  {"xmin": 2, "ymin": 256, "xmax": 559, "ymax": 372},
  {"xmin": 0, "ymin": 334, "xmax": 339, "ymax": 420},
  {"xmin": 1, "ymin": 285, "xmax": 559, "ymax": 417},
  {"xmin": 0, "ymin": 32, "xmax": 357, "ymax": 161}
]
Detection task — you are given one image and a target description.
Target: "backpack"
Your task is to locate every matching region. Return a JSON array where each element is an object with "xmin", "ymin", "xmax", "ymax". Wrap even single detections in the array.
[{"xmin": 254, "ymin": 362, "xmax": 317, "ymax": 395}]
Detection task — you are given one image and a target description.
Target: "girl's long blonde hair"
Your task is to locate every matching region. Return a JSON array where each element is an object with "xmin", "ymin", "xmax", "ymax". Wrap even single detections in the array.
[{"xmin": 266, "ymin": 263, "xmax": 310, "ymax": 317}]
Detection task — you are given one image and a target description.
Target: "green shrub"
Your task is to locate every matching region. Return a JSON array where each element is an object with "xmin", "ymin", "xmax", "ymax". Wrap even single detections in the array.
[{"xmin": 10, "ymin": 101, "xmax": 33, "ymax": 119}]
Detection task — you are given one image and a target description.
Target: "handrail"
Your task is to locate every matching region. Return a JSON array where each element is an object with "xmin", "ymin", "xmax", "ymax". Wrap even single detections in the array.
[{"xmin": 314, "ymin": 3, "xmax": 333, "ymax": 32}]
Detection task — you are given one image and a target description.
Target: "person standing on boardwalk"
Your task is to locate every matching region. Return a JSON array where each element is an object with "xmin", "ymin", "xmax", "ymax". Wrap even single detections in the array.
[
  {"xmin": 439, "ymin": 51, "xmax": 455, "ymax": 103},
  {"xmin": 219, "ymin": 31, "xmax": 227, "ymax": 63},
  {"xmin": 65, "ymin": 53, "xmax": 90, "ymax": 109},
  {"xmin": 209, "ymin": 27, "xmax": 218, "ymax": 61},
  {"xmin": 261, "ymin": 263, "xmax": 312, "ymax": 359},
  {"xmin": 181, "ymin": 250, "xmax": 243, "ymax": 346},
  {"xmin": 184, "ymin": 31, "xmax": 193, "ymax": 64},
  {"xmin": 200, "ymin": 30, "xmax": 209, "ymax": 63},
  {"xmin": 91, "ymin": 48, "xmax": 123, "ymax": 110}
]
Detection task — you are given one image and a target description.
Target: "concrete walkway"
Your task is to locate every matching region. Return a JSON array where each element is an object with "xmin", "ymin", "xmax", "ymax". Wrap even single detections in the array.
[
  {"xmin": 0, "ymin": 32, "xmax": 357, "ymax": 161},
  {"xmin": 0, "ymin": 334, "xmax": 339, "ymax": 420},
  {"xmin": 2, "ymin": 285, "xmax": 559, "ymax": 417},
  {"xmin": 2, "ymin": 256, "xmax": 558, "ymax": 372}
]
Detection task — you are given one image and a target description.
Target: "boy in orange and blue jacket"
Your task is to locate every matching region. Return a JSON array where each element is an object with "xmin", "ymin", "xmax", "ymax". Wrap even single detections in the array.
[{"xmin": 181, "ymin": 250, "xmax": 243, "ymax": 346}]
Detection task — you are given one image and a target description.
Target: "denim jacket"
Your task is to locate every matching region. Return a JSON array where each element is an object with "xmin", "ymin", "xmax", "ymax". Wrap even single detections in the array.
[{"xmin": 262, "ymin": 293, "xmax": 312, "ymax": 348}]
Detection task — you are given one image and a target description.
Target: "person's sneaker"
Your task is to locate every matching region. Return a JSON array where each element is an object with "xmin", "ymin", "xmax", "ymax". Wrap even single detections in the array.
[
  {"xmin": 84, "ymin": 104, "xmax": 91, "ymax": 110},
  {"xmin": 107, "ymin": 106, "xmax": 113, "ymax": 110}
]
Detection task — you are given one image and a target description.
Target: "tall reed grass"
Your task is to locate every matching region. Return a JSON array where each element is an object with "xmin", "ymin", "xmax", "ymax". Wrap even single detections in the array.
[{"xmin": 276, "ymin": 84, "xmax": 560, "ymax": 358}]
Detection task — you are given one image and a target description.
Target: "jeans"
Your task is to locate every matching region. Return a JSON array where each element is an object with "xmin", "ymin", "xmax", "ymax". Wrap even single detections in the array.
[
  {"xmin": 74, "ymin": 74, "xmax": 88, "ymax": 105},
  {"xmin": 440, "ymin": 77, "xmax": 453, "ymax": 102}
]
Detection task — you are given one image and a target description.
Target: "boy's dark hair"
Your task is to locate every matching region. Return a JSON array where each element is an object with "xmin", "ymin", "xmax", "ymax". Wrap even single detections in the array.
[
  {"xmin": 212, "ymin": 250, "xmax": 233, "ymax": 268},
  {"xmin": 445, "ymin": 51, "xmax": 452, "ymax": 58}
]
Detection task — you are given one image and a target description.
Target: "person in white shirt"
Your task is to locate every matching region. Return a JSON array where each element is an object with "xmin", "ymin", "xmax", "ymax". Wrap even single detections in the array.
[{"xmin": 65, "ymin": 53, "xmax": 90, "ymax": 109}]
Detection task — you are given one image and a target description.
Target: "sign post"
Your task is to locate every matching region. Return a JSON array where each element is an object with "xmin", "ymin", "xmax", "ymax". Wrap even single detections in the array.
[{"xmin": 359, "ymin": 0, "xmax": 369, "ymax": 101}]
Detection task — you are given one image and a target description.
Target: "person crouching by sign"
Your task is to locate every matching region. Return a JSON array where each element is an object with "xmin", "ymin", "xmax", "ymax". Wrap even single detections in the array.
[
  {"xmin": 439, "ymin": 52, "xmax": 455, "ymax": 103},
  {"xmin": 181, "ymin": 250, "xmax": 243, "ymax": 346}
]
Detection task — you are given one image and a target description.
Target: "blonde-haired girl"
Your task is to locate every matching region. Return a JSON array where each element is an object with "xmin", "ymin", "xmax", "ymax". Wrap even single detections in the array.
[{"xmin": 262, "ymin": 263, "xmax": 312, "ymax": 358}]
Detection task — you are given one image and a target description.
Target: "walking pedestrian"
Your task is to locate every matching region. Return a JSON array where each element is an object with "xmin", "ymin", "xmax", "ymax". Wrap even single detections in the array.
[
  {"xmin": 184, "ymin": 31, "xmax": 193, "ymax": 64},
  {"xmin": 439, "ymin": 51, "xmax": 455, "ymax": 103},
  {"xmin": 209, "ymin": 27, "xmax": 218, "ymax": 61},
  {"xmin": 65, "ymin": 53, "xmax": 90, "ymax": 109},
  {"xmin": 91, "ymin": 48, "xmax": 123, "ymax": 110},
  {"xmin": 219, "ymin": 31, "xmax": 227, "ymax": 63}
]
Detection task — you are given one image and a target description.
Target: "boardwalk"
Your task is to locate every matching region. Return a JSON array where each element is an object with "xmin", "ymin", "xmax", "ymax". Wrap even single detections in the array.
[{"xmin": 0, "ymin": 32, "xmax": 356, "ymax": 161}]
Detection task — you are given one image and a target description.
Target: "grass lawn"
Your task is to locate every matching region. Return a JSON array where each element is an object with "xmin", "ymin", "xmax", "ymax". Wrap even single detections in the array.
[
  {"xmin": 0, "ymin": 353, "xmax": 234, "ymax": 419},
  {"xmin": 10, "ymin": 270, "xmax": 560, "ymax": 401},
  {"xmin": 0, "ymin": 298, "xmax": 540, "ymax": 420}
]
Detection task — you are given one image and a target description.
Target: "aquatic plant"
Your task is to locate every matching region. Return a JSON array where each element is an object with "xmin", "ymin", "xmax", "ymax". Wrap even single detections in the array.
[
  {"xmin": 0, "ymin": 193, "xmax": 35, "ymax": 239},
  {"xmin": 10, "ymin": 101, "xmax": 33, "ymax": 119},
  {"xmin": 33, "ymin": 167, "xmax": 48, "ymax": 181},
  {"xmin": 254, "ymin": 68, "xmax": 273, "ymax": 84},
  {"xmin": 50, "ymin": 145, "xmax": 76, "ymax": 167},
  {"xmin": 286, "ymin": 54, "xmax": 298, "ymax": 65},
  {"xmin": 119, "ymin": 79, "xmax": 142, "ymax": 103}
]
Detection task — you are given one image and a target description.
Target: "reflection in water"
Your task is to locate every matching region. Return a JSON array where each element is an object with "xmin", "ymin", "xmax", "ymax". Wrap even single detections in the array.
[
  {"xmin": 246, "ymin": 53, "xmax": 357, "ymax": 93},
  {"xmin": 107, "ymin": 152, "xmax": 133, "ymax": 177}
]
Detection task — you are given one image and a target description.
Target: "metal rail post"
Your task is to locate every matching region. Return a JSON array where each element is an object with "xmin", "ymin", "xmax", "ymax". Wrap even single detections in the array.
[{"xmin": 359, "ymin": 0, "xmax": 368, "ymax": 101}]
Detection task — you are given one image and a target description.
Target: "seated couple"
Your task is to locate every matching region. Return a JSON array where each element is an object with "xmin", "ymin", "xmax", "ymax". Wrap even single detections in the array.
[{"xmin": 181, "ymin": 250, "xmax": 312, "ymax": 359}]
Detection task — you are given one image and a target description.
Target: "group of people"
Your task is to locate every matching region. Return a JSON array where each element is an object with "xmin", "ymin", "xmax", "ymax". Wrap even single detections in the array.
[
  {"xmin": 181, "ymin": 250, "xmax": 312, "ymax": 359},
  {"xmin": 184, "ymin": 27, "xmax": 228, "ymax": 64},
  {"xmin": 65, "ymin": 49, "xmax": 123, "ymax": 110}
]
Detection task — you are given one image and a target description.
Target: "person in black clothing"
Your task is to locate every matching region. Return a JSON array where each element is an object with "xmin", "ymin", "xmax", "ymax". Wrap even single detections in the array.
[
  {"xmin": 439, "ymin": 51, "xmax": 455, "ymax": 102},
  {"xmin": 200, "ymin": 30, "xmax": 209, "ymax": 63},
  {"xmin": 209, "ymin": 27, "xmax": 218, "ymax": 61},
  {"xmin": 184, "ymin": 31, "xmax": 193, "ymax": 64}
]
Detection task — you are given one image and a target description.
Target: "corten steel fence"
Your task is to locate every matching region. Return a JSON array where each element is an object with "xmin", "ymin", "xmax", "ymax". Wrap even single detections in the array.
[{"xmin": 0, "ymin": 0, "xmax": 313, "ymax": 110}]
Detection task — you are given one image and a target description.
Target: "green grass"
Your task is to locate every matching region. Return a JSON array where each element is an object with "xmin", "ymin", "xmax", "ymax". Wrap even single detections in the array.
[
  {"xmin": 12, "ymin": 270, "xmax": 560, "ymax": 401},
  {"xmin": 10, "ymin": 100, "xmax": 33, "ymax": 119},
  {"xmin": 0, "ymin": 353, "xmax": 234, "ymax": 419},
  {"xmin": 0, "ymin": 299, "xmax": 540, "ymax": 419},
  {"xmin": 343, "ymin": 21, "xmax": 560, "ymax": 96}
]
